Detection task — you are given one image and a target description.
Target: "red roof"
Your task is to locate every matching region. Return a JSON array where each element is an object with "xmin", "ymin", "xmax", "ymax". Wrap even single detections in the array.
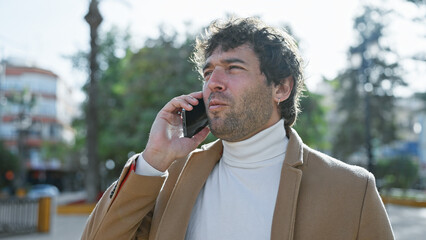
[
  {"xmin": 5, "ymin": 66, "xmax": 59, "ymax": 78},
  {"xmin": 2, "ymin": 115, "xmax": 59, "ymax": 124}
]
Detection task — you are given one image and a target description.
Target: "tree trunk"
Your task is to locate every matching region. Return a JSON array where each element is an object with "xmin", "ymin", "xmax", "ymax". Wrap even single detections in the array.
[{"xmin": 84, "ymin": 0, "xmax": 102, "ymax": 203}]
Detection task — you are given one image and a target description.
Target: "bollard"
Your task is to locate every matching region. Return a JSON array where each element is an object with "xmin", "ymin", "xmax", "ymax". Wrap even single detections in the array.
[{"xmin": 37, "ymin": 197, "xmax": 51, "ymax": 232}]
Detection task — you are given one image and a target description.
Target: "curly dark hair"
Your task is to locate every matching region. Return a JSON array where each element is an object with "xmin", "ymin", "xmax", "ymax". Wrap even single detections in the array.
[{"xmin": 191, "ymin": 17, "xmax": 305, "ymax": 128}]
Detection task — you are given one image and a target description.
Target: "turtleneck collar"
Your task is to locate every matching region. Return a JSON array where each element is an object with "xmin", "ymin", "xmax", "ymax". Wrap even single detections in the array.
[{"xmin": 222, "ymin": 119, "xmax": 288, "ymax": 168}]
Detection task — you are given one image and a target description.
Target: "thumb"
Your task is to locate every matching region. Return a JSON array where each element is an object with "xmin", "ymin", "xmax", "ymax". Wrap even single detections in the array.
[{"xmin": 191, "ymin": 127, "xmax": 210, "ymax": 146}]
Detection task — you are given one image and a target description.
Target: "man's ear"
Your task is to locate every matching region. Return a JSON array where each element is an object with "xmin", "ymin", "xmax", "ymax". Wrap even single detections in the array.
[{"xmin": 273, "ymin": 76, "xmax": 294, "ymax": 104}]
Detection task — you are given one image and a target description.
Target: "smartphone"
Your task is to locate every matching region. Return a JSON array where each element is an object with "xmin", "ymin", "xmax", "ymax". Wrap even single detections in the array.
[{"xmin": 182, "ymin": 98, "xmax": 208, "ymax": 138}]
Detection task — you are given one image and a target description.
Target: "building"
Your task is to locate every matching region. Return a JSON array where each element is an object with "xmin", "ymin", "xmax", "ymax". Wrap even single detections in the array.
[{"xmin": 0, "ymin": 61, "xmax": 78, "ymax": 171}]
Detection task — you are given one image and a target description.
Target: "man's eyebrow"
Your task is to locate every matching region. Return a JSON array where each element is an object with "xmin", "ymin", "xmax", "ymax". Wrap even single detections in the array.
[
  {"xmin": 202, "ymin": 62, "xmax": 212, "ymax": 72},
  {"xmin": 202, "ymin": 58, "xmax": 246, "ymax": 71},
  {"xmin": 223, "ymin": 58, "xmax": 246, "ymax": 65}
]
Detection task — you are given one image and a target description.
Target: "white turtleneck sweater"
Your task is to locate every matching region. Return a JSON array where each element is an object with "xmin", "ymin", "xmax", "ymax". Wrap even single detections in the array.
[
  {"xmin": 136, "ymin": 119, "xmax": 288, "ymax": 239},
  {"xmin": 185, "ymin": 119, "xmax": 288, "ymax": 240}
]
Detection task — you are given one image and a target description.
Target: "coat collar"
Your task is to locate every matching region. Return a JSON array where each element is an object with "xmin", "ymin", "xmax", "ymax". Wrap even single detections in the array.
[
  {"xmin": 271, "ymin": 128, "xmax": 303, "ymax": 239},
  {"xmin": 154, "ymin": 128, "xmax": 304, "ymax": 240}
]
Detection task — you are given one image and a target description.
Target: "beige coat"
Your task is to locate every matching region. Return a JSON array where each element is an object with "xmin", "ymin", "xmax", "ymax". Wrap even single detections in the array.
[{"xmin": 81, "ymin": 129, "xmax": 394, "ymax": 240}]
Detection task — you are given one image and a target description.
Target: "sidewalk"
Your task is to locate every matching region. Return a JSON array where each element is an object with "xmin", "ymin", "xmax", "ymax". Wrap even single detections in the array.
[
  {"xmin": 5, "ymin": 214, "xmax": 89, "ymax": 240},
  {"xmin": 4, "ymin": 204, "xmax": 426, "ymax": 240},
  {"xmin": 387, "ymin": 204, "xmax": 426, "ymax": 240}
]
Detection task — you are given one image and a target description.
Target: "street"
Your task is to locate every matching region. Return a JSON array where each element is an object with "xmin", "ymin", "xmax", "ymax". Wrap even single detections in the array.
[{"xmin": 3, "ymin": 204, "xmax": 426, "ymax": 240}]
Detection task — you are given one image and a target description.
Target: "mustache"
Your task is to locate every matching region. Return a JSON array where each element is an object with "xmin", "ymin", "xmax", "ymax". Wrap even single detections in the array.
[{"xmin": 208, "ymin": 92, "xmax": 233, "ymax": 103}]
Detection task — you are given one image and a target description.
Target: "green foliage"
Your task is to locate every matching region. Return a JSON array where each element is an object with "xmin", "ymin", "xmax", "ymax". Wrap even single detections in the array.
[
  {"xmin": 40, "ymin": 141, "xmax": 73, "ymax": 163},
  {"xmin": 102, "ymin": 33, "xmax": 204, "ymax": 173},
  {"xmin": 406, "ymin": 0, "xmax": 425, "ymax": 5},
  {"xmin": 294, "ymin": 90, "xmax": 329, "ymax": 151},
  {"xmin": 375, "ymin": 156, "xmax": 419, "ymax": 191},
  {"xmin": 414, "ymin": 92, "xmax": 426, "ymax": 111},
  {"xmin": 72, "ymin": 27, "xmax": 211, "ymax": 178},
  {"xmin": 0, "ymin": 142, "xmax": 19, "ymax": 189},
  {"xmin": 332, "ymin": 5, "xmax": 406, "ymax": 160},
  {"xmin": 6, "ymin": 88, "xmax": 37, "ymax": 108}
]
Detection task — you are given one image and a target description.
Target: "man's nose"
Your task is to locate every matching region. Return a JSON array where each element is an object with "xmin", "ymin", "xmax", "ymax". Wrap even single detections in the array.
[{"xmin": 207, "ymin": 68, "xmax": 226, "ymax": 92}]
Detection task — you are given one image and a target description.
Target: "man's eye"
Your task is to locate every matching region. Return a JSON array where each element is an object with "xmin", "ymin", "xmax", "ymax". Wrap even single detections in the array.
[
  {"xmin": 229, "ymin": 66, "xmax": 242, "ymax": 70},
  {"xmin": 203, "ymin": 71, "xmax": 212, "ymax": 78}
]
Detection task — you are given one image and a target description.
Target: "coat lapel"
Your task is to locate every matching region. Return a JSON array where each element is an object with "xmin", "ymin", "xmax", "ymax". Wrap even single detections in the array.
[
  {"xmin": 271, "ymin": 129, "xmax": 304, "ymax": 240},
  {"xmin": 152, "ymin": 140, "xmax": 223, "ymax": 240}
]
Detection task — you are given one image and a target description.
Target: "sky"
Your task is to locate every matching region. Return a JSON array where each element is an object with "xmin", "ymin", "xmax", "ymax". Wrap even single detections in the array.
[{"xmin": 0, "ymin": 0, "xmax": 424, "ymax": 102}]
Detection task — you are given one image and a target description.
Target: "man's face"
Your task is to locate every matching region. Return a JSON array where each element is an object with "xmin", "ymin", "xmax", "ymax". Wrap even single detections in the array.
[{"xmin": 202, "ymin": 44, "xmax": 280, "ymax": 142}]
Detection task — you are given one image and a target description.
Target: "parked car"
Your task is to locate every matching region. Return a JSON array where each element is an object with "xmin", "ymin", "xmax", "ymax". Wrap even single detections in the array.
[{"xmin": 27, "ymin": 184, "xmax": 60, "ymax": 199}]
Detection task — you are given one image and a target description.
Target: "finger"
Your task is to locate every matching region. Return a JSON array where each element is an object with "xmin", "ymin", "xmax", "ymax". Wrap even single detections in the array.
[
  {"xmin": 170, "ymin": 99, "xmax": 193, "ymax": 111},
  {"xmin": 189, "ymin": 91, "xmax": 203, "ymax": 99},
  {"xmin": 157, "ymin": 111, "xmax": 182, "ymax": 125},
  {"xmin": 162, "ymin": 96, "xmax": 193, "ymax": 113},
  {"xmin": 165, "ymin": 94, "xmax": 203, "ymax": 113},
  {"xmin": 187, "ymin": 92, "xmax": 204, "ymax": 106},
  {"xmin": 185, "ymin": 94, "xmax": 200, "ymax": 106},
  {"xmin": 191, "ymin": 127, "xmax": 210, "ymax": 144}
]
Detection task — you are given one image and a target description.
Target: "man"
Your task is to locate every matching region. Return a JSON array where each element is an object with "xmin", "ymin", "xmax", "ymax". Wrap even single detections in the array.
[{"xmin": 82, "ymin": 17, "xmax": 394, "ymax": 240}]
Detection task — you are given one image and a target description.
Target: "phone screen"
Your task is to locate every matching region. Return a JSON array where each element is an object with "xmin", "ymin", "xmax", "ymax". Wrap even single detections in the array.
[{"xmin": 182, "ymin": 98, "xmax": 208, "ymax": 138}]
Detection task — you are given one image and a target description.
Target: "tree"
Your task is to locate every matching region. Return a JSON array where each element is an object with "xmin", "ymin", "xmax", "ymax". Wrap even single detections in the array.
[
  {"xmin": 375, "ymin": 156, "xmax": 419, "ymax": 192},
  {"xmin": 294, "ymin": 90, "xmax": 329, "ymax": 151},
  {"xmin": 0, "ymin": 141, "xmax": 19, "ymax": 191},
  {"xmin": 71, "ymin": 26, "xmax": 210, "ymax": 186},
  {"xmin": 98, "ymin": 29, "xmax": 208, "ymax": 177},
  {"xmin": 6, "ymin": 88, "xmax": 36, "ymax": 187},
  {"xmin": 84, "ymin": 0, "xmax": 103, "ymax": 202},
  {"xmin": 332, "ymin": 5, "xmax": 407, "ymax": 170},
  {"xmin": 414, "ymin": 92, "xmax": 426, "ymax": 109}
]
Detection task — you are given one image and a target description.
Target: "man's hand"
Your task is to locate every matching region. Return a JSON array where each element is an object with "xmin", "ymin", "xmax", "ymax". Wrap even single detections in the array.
[{"xmin": 142, "ymin": 92, "xmax": 210, "ymax": 172}]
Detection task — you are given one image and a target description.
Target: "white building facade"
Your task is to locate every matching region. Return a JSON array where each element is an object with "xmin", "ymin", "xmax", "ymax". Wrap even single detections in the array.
[{"xmin": 0, "ymin": 63, "xmax": 77, "ymax": 169}]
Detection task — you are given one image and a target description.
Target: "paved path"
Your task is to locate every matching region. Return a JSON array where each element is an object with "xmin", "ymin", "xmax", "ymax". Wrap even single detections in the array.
[
  {"xmin": 3, "ymin": 204, "xmax": 426, "ymax": 240},
  {"xmin": 5, "ymin": 214, "xmax": 89, "ymax": 240},
  {"xmin": 386, "ymin": 204, "xmax": 426, "ymax": 240}
]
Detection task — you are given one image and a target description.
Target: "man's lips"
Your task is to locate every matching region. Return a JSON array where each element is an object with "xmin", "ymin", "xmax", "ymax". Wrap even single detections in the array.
[{"xmin": 208, "ymin": 99, "xmax": 228, "ymax": 110}]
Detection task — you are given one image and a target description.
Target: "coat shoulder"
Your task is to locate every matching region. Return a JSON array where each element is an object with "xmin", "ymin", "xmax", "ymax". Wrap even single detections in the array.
[
  {"xmin": 302, "ymin": 145, "xmax": 373, "ymax": 185},
  {"xmin": 293, "ymin": 146, "xmax": 392, "ymax": 239}
]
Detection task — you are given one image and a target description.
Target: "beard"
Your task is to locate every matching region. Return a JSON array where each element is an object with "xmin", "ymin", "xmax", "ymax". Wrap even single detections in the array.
[{"xmin": 207, "ymin": 84, "xmax": 274, "ymax": 142}]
